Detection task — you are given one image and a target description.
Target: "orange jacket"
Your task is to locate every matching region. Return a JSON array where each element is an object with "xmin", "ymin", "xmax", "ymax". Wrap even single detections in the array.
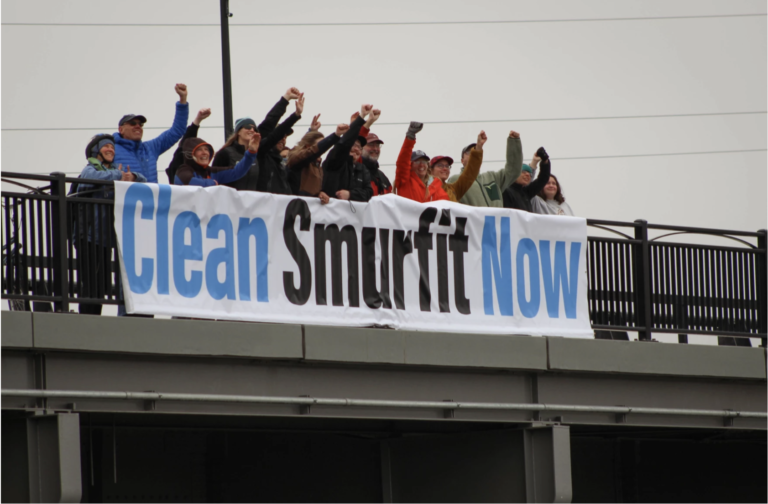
[{"xmin": 395, "ymin": 137, "xmax": 449, "ymax": 202}]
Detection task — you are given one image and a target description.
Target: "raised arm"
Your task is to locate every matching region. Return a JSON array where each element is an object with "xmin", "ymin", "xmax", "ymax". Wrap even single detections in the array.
[
  {"xmin": 260, "ymin": 93, "xmax": 304, "ymax": 153},
  {"xmin": 448, "ymin": 130, "xmax": 486, "ymax": 201},
  {"xmin": 395, "ymin": 121, "xmax": 423, "ymax": 190},
  {"xmin": 166, "ymin": 108, "xmax": 210, "ymax": 182},
  {"xmin": 523, "ymin": 147, "xmax": 551, "ymax": 197},
  {"xmin": 495, "ymin": 131, "xmax": 523, "ymax": 192},
  {"xmin": 145, "ymin": 83, "xmax": 190, "ymax": 156},
  {"xmin": 323, "ymin": 106, "xmax": 370, "ymax": 172},
  {"xmin": 258, "ymin": 87, "xmax": 299, "ymax": 136},
  {"xmin": 213, "ymin": 135, "xmax": 261, "ymax": 185}
]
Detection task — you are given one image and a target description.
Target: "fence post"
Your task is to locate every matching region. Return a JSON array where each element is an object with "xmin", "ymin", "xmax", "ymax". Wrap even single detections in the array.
[
  {"xmin": 49, "ymin": 172, "xmax": 70, "ymax": 313},
  {"xmin": 634, "ymin": 220, "xmax": 652, "ymax": 341},
  {"xmin": 757, "ymin": 229, "xmax": 767, "ymax": 348}
]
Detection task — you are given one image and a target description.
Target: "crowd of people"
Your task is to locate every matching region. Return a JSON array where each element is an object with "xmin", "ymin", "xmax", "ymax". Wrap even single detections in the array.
[
  {"xmin": 78, "ymin": 83, "xmax": 574, "ymax": 213},
  {"xmin": 73, "ymin": 83, "xmax": 575, "ymax": 316}
]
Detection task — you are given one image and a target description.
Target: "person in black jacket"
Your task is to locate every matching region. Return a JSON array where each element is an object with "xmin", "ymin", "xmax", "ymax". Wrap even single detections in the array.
[
  {"xmin": 165, "ymin": 108, "xmax": 212, "ymax": 184},
  {"xmin": 212, "ymin": 87, "xmax": 302, "ymax": 193},
  {"xmin": 321, "ymin": 105, "xmax": 375, "ymax": 203},
  {"xmin": 502, "ymin": 147, "xmax": 551, "ymax": 212}
]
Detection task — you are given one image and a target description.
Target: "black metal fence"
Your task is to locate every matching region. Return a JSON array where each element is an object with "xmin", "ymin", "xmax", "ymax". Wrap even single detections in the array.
[{"xmin": 2, "ymin": 171, "xmax": 766, "ymax": 344}]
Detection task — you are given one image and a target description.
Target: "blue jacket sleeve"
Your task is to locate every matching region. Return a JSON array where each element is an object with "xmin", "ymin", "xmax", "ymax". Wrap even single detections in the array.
[
  {"xmin": 211, "ymin": 150, "xmax": 258, "ymax": 185},
  {"xmin": 144, "ymin": 101, "xmax": 190, "ymax": 157},
  {"xmin": 76, "ymin": 166, "xmax": 122, "ymax": 191},
  {"xmin": 175, "ymin": 174, "xmax": 217, "ymax": 187}
]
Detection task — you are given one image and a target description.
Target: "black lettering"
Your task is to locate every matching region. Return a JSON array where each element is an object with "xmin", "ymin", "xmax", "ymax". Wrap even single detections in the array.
[
  {"xmin": 362, "ymin": 227, "xmax": 391, "ymax": 309},
  {"xmin": 414, "ymin": 208, "xmax": 438, "ymax": 312},
  {"xmin": 449, "ymin": 217, "xmax": 470, "ymax": 314},
  {"xmin": 392, "ymin": 229, "xmax": 413, "ymax": 310},
  {"xmin": 436, "ymin": 234, "xmax": 450, "ymax": 313},
  {"xmin": 282, "ymin": 199, "xmax": 312, "ymax": 305},
  {"xmin": 314, "ymin": 224, "xmax": 359, "ymax": 307}
]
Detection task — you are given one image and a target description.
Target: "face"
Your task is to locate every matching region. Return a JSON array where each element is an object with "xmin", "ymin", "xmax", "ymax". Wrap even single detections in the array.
[
  {"xmin": 193, "ymin": 146, "xmax": 211, "ymax": 166},
  {"xmin": 516, "ymin": 171, "xmax": 532, "ymax": 185},
  {"xmin": 350, "ymin": 140, "xmax": 363, "ymax": 160},
  {"xmin": 362, "ymin": 141, "xmax": 381, "ymax": 161},
  {"xmin": 98, "ymin": 143, "xmax": 115, "ymax": 163},
  {"xmin": 412, "ymin": 158, "xmax": 429, "ymax": 178},
  {"xmin": 432, "ymin": 160, "xmax": 452, "ymax": 183},
  {"xmin": 543, "ymin": 177, "xmax": 558, "ymax": 199},
  {"xmin": 118, "ymin": 120, "xmax": 144, "ymax": 141},
  {"xmin": 237, "ymin": 125, "xmax": 256, "ymax": 144}
]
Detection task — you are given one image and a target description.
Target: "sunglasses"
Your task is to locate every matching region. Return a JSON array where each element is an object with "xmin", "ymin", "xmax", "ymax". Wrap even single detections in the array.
[
  {"xmin": 125, "ymin": 120, "xmax": 144, "ymax": 127},
  {"xmin": 241, "ymin": 125, "xmax": 257, "ymax": 131}
]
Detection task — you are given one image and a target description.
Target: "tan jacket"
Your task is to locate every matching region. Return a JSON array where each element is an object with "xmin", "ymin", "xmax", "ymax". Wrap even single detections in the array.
[{"xmin": 443, "ymin": 148, "xmax": 483, "ymax": 202}]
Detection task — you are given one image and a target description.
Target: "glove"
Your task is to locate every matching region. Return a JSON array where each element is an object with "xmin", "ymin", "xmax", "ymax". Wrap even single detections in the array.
[
  {"xmin": 536, "ymin": 147, "xmax": 549, "ymax": 163},
  {"xmin": 406, "ymin": 121, "xmax": 423, "ymax": 140}
]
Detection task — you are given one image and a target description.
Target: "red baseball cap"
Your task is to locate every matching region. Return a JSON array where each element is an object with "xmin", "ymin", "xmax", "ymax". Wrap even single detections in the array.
[
  {"xmin": 366, "ymin": 132, "xmax": 384, "ymax": 145},
  {"xmin": 430, "ymin": 155, "xmax": 454, "ymax": 167}
]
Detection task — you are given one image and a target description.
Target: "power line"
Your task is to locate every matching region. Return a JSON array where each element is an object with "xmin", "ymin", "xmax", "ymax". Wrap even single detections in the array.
[
  {"xmin": 15, "ymin": 148, "xmax": 765, "ymax": 176},
  {"xmin": 2, "ymin": 13, "xmax": 765, "ymax": 27},
  {"xmin": 378, "ymin": 149, "xmax": 767, "ymax": 166},
  {"xmin": 3, "ymin": 111, "xmax": 764, "ymax": 132}
]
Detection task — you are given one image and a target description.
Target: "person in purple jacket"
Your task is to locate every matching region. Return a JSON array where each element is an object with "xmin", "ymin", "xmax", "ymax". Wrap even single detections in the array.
[
  {"xmin": 112, "ymin": 83, "xmax": 190, "ymax": 183},
  {"xmin": 174, "ymin": 132, "xmax": 261, "ymax": 187}
]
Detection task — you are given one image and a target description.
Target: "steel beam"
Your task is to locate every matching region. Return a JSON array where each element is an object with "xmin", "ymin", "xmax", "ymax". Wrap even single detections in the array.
[
  {"xmin": 27, "ymin": 413, "xmax": 81, "ymax": 503},
  {"xmin": 524, "ymin": 425, "xmax": 572, "ymax": 503}
]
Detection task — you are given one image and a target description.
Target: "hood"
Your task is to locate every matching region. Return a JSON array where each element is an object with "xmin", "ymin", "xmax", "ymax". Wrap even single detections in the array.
[{"xmin": 182, "ymin": 138, "xmax": 214, "ymax": 166}]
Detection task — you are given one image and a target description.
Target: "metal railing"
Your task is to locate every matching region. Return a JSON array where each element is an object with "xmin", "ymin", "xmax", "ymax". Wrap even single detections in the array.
[{"xmin": 2, "ymin": 171, "xmax": 766, "ymax": 344}]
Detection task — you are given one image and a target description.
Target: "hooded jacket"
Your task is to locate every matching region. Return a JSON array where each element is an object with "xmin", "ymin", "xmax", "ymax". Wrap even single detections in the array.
[
  {"xmin": 72, "ymin": 157, "xmax": 147, "ymax": 244},
  {"xmin": 113, "ymin": 101, "xmax": 189, "ymax": 183},
  {"xmin": 394, "ymin": 137, "xmax": 449, "ymax": 202},
  {"xmin": 446, "ymin": 136, "xmax": 522, "ymax": 207},
  {"xmin": 502, "ymin": 157, "xmax": 551, "ymax": 212},
  {"xmin": 362, "ymin": 157, "xmax": 392, "ymax": 196},
  {"xmin": 174, "ymin": 138, "xmax": 257, "ymax": 188},
  {"xmin": 165, "ymin": 122, "xmax": 200, "ymax": 184},
  {"xmin": 321, "ymin": 116, "xmax": 373, "ymax": 202}
]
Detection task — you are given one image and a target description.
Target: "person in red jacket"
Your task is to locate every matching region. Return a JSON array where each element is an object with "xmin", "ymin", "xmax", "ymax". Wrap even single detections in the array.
[{"xmin": 394, "ymin": 122, "xmax": 449, "ymax": 202}]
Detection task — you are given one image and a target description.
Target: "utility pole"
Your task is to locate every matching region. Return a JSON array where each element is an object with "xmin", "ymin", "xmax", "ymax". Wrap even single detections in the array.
[{"xmin": 220, "ymin": 0, "xmax": 234, "ymax": 140}]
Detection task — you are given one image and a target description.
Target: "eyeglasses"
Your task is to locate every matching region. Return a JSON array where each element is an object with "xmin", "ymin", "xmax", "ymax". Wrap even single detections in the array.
[
  {"xmin": 433, "ymin": 163, "xmax": 452, "ymax": 170},
  {"xmin": 125, "ymin": 120, "xmax": 144, "ymax": 127}
]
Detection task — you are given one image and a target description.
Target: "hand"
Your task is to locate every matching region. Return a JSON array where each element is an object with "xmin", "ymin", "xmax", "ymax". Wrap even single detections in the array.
[
  {"xmin": 336, "ymin": 189, "xmax": 350, "ymax": 200},
  {"xmin": 295, "ymin": 93, "xmax": 305, "ymax": 116},
  {"xmin": 531, "ymin": 155, "xmax": 541, "ymax": 168},
  {"xmin": 360, "ymin": 104, "xmax": 373, "ymax": 119},
  {"xmin": 406, "ymin": 121, "xmax": 423, "ymax": 140},
  {"xmin": 248, "ymin": 132, "xmax": 262, "ymax": 153},
  {"xmin": 283, "ymin": 87, "xmax": 301, "ymax": 101},
  {"xmin": 310, "ymin": 114, "xmax": 322, "ymax": 132},
  {"xmin": 508, "ymin": 130, "xmax": 520, "ymax": 139},
  {"xmin": 535, "ymin": 147, "xmax": 549, "ymax": 163},
  {"xmin": 350, "ymin": 111, "xmax": 360, "ymax": 124},
  {"xmin": 193, "ymin": 108, "xmax": 211, "ymax": 126},
  {"xmin": 476, "ymin": 130, "xmax": 488, "ymax": 150},
  {"xmin": 319, "ymin": 191, "xmax": 330, "ymax": 204},
  {"xmin": 175, "ymin": 83, "xmax": 188, "ymax": 104},
  {"xmin": 365, "ymin": 109, "xmax": 381, "ymax": 127},
  {"xmin": 120, "ymin": 164, "xmax": 135, "ymax": 181},
  {"xmin": 336, "ymin": 123, "xmax": 350, "ymax": 136}
]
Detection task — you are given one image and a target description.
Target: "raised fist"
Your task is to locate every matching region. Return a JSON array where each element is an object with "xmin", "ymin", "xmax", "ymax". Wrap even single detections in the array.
[
  {"xmin": 175, "ymin": 83, "xmax": 188, "ymax": 103},
  {"xmin": 284, "ymin": 87, "xmax": 301, "ymax": 101},
  {"xmin": 406, "ymin": 121, "xmax": 423, "ymax": 140},
  {"xmin": 536, "ymin": 147, "xmax": 549, "ymax": 163},
  {"xmin": 508, "ymin": 130, "xmax": 520, "ymax": 139},
  {"xmin": 336, "ymin": 123, "xmax": 350, "ymax": 136}
]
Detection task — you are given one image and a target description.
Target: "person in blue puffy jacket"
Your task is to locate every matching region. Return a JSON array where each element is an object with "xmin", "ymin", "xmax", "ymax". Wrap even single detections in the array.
[
  {"xmin": 174, "ymin": 132, "xmax": 261, "ymax": 187},
  {"xmin": 112, "ymin": 83, "xmax": 190, "ymax": 183}
]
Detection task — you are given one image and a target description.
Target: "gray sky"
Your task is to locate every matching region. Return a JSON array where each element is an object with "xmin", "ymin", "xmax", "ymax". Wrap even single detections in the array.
[{"xmin": 2, "ymin": 0, "xmax": 766, "ymax": 340}]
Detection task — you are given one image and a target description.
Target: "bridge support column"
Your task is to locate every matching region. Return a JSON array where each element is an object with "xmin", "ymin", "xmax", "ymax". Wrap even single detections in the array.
[
  {"xmin": 27, "ymin": 413, "xmax": 82, "ymax": 503},
  {"xmin": 524, "ymin": 424, "xmax": 573, "ymax": 503}
]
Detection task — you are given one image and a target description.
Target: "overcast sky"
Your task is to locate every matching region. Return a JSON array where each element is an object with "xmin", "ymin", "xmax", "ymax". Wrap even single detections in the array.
[{"xmin": 2, "ymin": 1, "xmax": 766, "ymax": 340}]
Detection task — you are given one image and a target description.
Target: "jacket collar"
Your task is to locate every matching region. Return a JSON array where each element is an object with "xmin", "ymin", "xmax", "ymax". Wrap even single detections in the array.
[
  {"xmin": 87, "ymin": 157, "xmax": 109, "ymax": 171},
  {"xmin": 113, "ymin": 132, "xmax": 140, "ymax": 149}
]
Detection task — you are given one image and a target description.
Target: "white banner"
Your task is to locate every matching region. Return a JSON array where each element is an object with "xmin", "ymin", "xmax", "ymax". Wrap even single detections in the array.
[{"xmin": 113, "ymin": 182, "xmax": 593, "ymax": 338}]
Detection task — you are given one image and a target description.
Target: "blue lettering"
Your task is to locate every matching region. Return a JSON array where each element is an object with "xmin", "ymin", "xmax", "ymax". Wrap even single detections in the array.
[
  {"xmin": 156, "ymin": 185, "xmax": 171, "ymax": 295},
  {"xmin": 237, "ymin": 217, "xmax": 269, "ymax": 302},
  {"xmin": 516, "ymin": 238, "xmax": 540, "ymax": 318},
  {"xmin": 205, "ymin": 214, "xmax": 236, "ymax": 300},
  {"xmin": 122, "ymin": 184, "xmax": 154, "ymax": 294},
  {"xmin": 172, "ymin": 211, "xmax": 203, "ymax": 298},
  {"xmin": 540, "ymin": 240, "xmax": 580, "ymax": 319},
  {"xmin": 481, "ymin": 216, "xmax": 513, "ymax": 316}
]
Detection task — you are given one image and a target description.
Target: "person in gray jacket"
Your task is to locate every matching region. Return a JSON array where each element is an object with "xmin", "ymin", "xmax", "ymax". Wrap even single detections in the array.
[{"xmin": 446, "ymin": 130, "xmax": 522, "ymax": 207}]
